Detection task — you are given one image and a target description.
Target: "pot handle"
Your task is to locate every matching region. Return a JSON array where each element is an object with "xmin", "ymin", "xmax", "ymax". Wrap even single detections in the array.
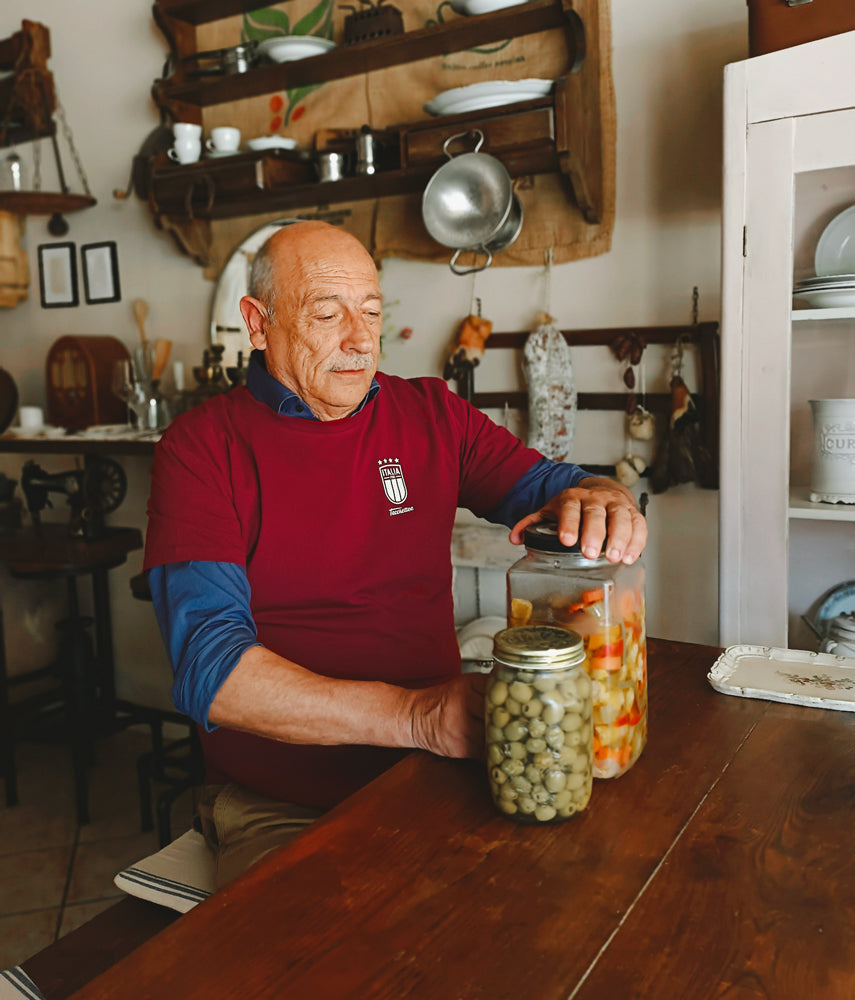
[
  {"xmin": 449, "ymin": 246, "xmax": 492, "ymax": 275},
  {"xmin": 442, "ymin": 129, "xmax": 485, "ymax": 160}
]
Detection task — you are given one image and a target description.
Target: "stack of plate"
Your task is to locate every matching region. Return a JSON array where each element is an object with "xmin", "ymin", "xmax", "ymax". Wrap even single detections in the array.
[
  {"xmin": 793, "ymin": 273, "xmax": 855, "ymax": 308},
  {"xmin": 795, "ymin": 203, "xmax": 855, "ymax": 307}
]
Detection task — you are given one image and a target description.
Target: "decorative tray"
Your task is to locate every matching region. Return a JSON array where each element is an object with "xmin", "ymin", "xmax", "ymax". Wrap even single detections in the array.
[{"xmin": 708, "ymin": 644, "xmax": 855, "ymax": 712}]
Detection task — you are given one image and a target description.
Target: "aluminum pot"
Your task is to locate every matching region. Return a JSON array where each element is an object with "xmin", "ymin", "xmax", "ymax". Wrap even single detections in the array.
[{"xmin": 422, "ymin": 130, "xmax": 523, "ymax": 275}]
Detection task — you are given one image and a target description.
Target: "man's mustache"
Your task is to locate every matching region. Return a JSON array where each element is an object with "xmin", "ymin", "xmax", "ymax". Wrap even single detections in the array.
[{"xmin": 328, "ymin": 354, "xmax": 375, "ymax": 372}]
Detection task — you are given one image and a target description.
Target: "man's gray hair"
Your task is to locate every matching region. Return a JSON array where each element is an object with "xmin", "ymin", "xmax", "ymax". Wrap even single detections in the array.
[{"xmin": 247, "ymin": 219, "xmax": 305, "ymax": 321}]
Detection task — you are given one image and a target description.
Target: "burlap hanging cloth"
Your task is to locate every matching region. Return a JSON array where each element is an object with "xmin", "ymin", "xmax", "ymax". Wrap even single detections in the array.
[{"xmin": 198, "ymin": 0, "xmax": 615, "ymax": 273}]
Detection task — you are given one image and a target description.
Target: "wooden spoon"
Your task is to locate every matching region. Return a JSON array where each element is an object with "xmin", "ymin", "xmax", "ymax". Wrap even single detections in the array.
[
  {"xmin": 133, "ymin": 298, "xmax": 149, "ymax": 345},
  {"xmin": 152, "ymin": 338, "xmax": 173, "ymax": 381}
]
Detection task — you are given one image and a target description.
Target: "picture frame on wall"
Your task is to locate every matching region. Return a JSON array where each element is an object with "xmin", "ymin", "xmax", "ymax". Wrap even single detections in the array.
[
  {"xmin": 81, "ymin": 241, "xmax": 121, "ymax": 304},
  {"xmin": 37, "ymin": 242, "xmax": 78, "ymax": 309}
]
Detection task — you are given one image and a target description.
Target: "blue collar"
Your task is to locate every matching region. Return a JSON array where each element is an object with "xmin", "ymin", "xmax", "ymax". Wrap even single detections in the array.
[{"xmin": 245, "ymin": 349, "xmax": 380, "ymax": 421}]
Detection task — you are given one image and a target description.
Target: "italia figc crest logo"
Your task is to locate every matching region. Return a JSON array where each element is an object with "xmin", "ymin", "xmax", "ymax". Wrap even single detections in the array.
[{"xmin": 378, "ymin": 457, "xmax": 407, "ymax": 505}]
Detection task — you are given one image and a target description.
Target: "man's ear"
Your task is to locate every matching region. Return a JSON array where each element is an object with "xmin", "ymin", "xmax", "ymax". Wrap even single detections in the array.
[{"xmin": 240, "ymin": 296, "xmax": 269, "ymax": 349}]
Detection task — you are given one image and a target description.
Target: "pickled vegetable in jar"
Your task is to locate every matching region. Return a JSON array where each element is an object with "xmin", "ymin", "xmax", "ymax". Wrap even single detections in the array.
[
  {"xmin": 486, "ymin": 625, "xmax": 593, "ymax": 823},
  {"xmin": 507, "ymin": 523, "xmax": 647, "ymax": 780}
]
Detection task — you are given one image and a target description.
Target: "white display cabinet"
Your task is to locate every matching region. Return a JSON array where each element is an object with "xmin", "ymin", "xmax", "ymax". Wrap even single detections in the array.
[{"xmin": 720, "ymin": 31, "xmax": 855, "ymax": 648}]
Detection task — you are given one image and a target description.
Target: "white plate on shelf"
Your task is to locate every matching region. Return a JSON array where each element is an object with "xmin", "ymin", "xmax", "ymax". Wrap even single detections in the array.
[
  {"xmin": 257, "ymin": 36, "xmax": 336, "ymax": 63},
  {"xmin": 206, "ymin": 149, "xmax": 242, "ymax": 159},
  {"xmin": 794, "ymin": 273, "xmax": 855, "ymax": 288},
  {"xmin": 424, "ymin": 78, "xmax": 553, "ymax": 117},
  {"xmin": 708, "ymin": 644, "xmax": 855, "ymax": 712},
  {"xmin": 451, "ymin": 0, "xmax": 531, "ymax": 14},
  {"xmin": 792, "ymin": 287, "xmax": 855, "ymax": 308},
  {"xmin": 3, "ymin": 425, "xmax": 66, "ymax": 439},
  {"xmin": 456, "ymin": 615, "xmax": 507, "ymax": 662},
  {"xmin": 814, "ymin": 204, "xmax": 855, "ymax": 276},
  {"xmin": 247, "ymin": 136, "xmax": 298, "ymax": 152}
]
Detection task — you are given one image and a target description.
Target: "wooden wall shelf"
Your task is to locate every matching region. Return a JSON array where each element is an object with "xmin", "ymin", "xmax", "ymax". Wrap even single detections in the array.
[{"xmin": 153, "ymin": 0, "xmax": 583, "ymax": 109}]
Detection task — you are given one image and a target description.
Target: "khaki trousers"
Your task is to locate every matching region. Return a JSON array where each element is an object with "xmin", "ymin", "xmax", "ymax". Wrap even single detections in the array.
[{"xmin": 196, "ymin": 783, "xmax": 326, "ymax": 890}]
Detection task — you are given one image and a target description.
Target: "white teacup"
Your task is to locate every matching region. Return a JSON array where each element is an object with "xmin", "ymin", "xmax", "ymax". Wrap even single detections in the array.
[
  {"xmin": 206, "ymin": 127, "xmax": 241, "ymax": 154},
  {"xmin": 168, "ymin": 137, "xmax": 201, "ymax": 164},
  {"xmin": 173, "ymin": 122, "xmax": 202, "ymax": 140}
]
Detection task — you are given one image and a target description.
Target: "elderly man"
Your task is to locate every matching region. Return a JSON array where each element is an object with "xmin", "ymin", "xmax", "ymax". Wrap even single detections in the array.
[{"xmin": 144, "ymin": 220, "xmax": 646, "ymax": 886}]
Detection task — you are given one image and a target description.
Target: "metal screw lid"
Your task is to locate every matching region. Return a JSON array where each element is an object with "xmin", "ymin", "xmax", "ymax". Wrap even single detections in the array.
[
  {"xmin": 493, "ymin": 625, "xmax": 585, "ymax": 669},
  {"xmin": 522, "ymin": 521, "xmax": 608, "ymax": 562}
]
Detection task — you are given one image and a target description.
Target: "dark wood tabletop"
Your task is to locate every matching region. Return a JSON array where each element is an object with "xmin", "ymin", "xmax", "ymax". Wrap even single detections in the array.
[{"xmin": 24, "ymin": 637, "xmax": 855, "ymax": 1000}]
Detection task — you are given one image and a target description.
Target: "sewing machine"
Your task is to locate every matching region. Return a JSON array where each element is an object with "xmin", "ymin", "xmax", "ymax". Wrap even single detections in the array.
[{"xmin": 21, "ymin": 457, "xmax": 127, "ymax": 540}]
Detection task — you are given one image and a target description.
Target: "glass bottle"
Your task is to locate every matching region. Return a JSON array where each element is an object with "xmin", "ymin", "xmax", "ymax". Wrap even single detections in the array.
[
  {"xmin": 486, "ymin": 625, "xmax": 593, "ymax": 823},
  {"xmin": 506, "ymin": 523, "xmax": 647, "ymax": 779}
]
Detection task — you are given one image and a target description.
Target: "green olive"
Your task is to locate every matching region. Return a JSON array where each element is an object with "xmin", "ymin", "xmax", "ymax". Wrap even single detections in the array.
[
  {"xmin": 545, "ymin": 726, "xmax": 565, "ymax": 750},
  {"xmin": 510, "ymin": 774, "xmax": 532, "ymax": 794},
  {"xmin": 532, "ymin": 750, "xmax": 556, "ymax": 770},
  {"xmin": 535, "ymin": 804, "xmax": 557, "ymax": 822},
  {"xmin": 534, "ymin": 676, "xmax": 558, "ymax": 693},
  {"xmin": 528, "ymin": 718, "xmax": 547, "ymax": 738},
  {"xmin": 505, "ymin": 740, "xmax": 527, "ymax": 760},
  {"xmin": 490, "ymin": 765, "xmax": 507, "ymax": 785},
  {"xmin": 505, "ymin": 697, "xmax": 522, "ymax": 717},
  {"xmin": 525, "ymin": 737, "xmax": 547, "ymax": 755},
  {"xmin": 531, "ymin": 784, "xmax": 551, "ymax": 805},
  {"xmin": 487, "ymin": 744, "xmax": 504, "ymax": 766},
  {"xmin": 544, "ymin": 769, "xmax": 566, "ymax": 793},
  {"xmin": 487, "ymin": 725, "xmax": 504, "ymax": 743},
  {"xmin": 517, "ymin": 796, "xmax": 536, "ymax": 814},
  {"xmin": 521, "ymin": 697, "xmax": 543, "ymax": 719},
  {"xmin": 499, "ymin": 799, "xmax": 518, "ymax": 815},
  {"xmin": 557, "ymin": 802, "xmax": 577, "ymax": 818},
  {"xmin": 566, "ymin": 772, "xmax": 586, "ymax": 791},
  {"xmin": 524, "ymin": 764, "xmax": 542, "ymax": 785},
  {"xmin": 500, "ymin": 757, "xmax": 524, "ymax": 777},
  {"xmin": 552, "ymin": 789, "xmax": 572, "ymax": 810},
  {"xmin": 509, "ymin": 681, "xmax": 533, "ymax": 703},
  {"xmin": 492, "ymin": 707, "xmax": 511, "ymax": 729},
  {"xmin": 489, "ymin": 680, "xmax": 509, "ymax": 706},
  {"xmin": 504, "ymin": 719, "xmax": 528, "ymax": 742},
  {"xmin": 499, "ymin": 783, "xmax": 518, "ymax": 802},
  {"xmin": 564, "ymin": 730, "xmax": 584, "ymax": 748},
  {"xmin": 541, "ymin": 701, "xmax": 564, "ymax": 725},
  {"xmin": 561, "ymin": 712, "xmax": 583, "ymax": 733}
]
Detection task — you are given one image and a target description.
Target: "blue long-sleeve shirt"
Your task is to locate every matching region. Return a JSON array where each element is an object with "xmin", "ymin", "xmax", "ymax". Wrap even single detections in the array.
[{"xmin": 149, "ymin": 351, "xmax": 591, "ymax": 727}]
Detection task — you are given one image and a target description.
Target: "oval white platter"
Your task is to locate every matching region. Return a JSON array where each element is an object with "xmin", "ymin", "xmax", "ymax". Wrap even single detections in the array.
[
  {"xmin": 708, "ymin": 644, "xmax": 855, "ymax": 711},
  {"xmin": 424, "ymin": 78, "xmax": 553, "ymax": 117},
  {"xmin": 792, "ymin": 287, "xmax": 855, "ymax": 308}
]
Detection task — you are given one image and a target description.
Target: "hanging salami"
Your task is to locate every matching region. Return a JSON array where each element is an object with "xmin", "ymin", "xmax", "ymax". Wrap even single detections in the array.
[{"xmin": 523, "ymin": 312, "xmax": 577, "ymax": 462}]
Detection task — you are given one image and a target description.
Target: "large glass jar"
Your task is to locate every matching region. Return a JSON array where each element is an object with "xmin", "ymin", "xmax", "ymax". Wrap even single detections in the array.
[
  {"xmin": 486, "ymin": 625, "xmax": 593, "ymax": 823},
  {"xmin": 507, "ymin": 523, "xmax": 647, "ymax": 779}
]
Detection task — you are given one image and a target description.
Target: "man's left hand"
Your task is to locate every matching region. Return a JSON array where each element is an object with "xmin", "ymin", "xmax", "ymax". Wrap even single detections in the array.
[{"xmin": 508, "ymin": 477, "xmax": 647, "ymax": 565}]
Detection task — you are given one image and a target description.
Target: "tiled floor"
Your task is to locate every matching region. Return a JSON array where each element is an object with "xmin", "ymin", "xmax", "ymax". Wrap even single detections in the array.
[{"xmin": 0, "ymin": 727, "xmax": 197, "ymax": 970}]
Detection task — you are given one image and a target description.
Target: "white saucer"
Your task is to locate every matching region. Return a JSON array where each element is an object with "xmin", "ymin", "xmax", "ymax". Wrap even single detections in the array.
[
  {"xmin": 451, "ymin": 0, "xmax": 531, "ymax": 14},
  {"xmin": 5, "ymin": 425, "xmax": 66, "ymax": 438},
  {"xmin": 257, "ymin": 36, "xmax": 336, "ymax": 63},
  {"xmin": 457, "ymin": 616, "xmax": 507, "ymax": 661},
  {"xmin": 247, "ymin": 136, "xmax": 298, "ymax": 152},
  {"xmin": 206, "ymin": 149, "xmax": 242, "ymax": 159}
]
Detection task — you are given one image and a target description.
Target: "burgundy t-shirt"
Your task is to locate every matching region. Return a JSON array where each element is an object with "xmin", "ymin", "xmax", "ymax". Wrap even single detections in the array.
[{"xmin": 144, "ymin": 373, "xmax": 540, "ymax": 806}]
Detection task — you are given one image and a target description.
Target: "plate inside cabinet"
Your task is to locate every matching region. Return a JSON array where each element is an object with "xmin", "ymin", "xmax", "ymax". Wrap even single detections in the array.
[
  {"xmin": 814, "ymin": 580, "xmax": 855, "ymax": 637},
  {"xmin": 450, "ymin": 0, "xmax": 531, "ymax": 14},
  {"xmin": 708, "ymin": 644, "xmax": 855, "ymax": 711},
  {"xmin": 0, "ymin": 368, "xmax": 18, "ymax": 435},
  {"xmin": 814, "ymin": 204, "xmax": 855, "ymax": 276},
  {"xmin": 424, "ymin": 79, "xmax": 553, "ymax": 116}
]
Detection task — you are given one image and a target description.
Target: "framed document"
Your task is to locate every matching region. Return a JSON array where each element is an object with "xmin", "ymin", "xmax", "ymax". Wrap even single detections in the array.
[
  {"xmin": 81, "ymin": 241, "xmax": 121, "ymax": 304},
  {"xmin": 37, "ymin": 242, "xmax": 78, "ymax": 308}
]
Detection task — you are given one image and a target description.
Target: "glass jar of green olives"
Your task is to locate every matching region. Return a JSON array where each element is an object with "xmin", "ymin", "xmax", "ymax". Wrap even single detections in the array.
[
  {"xmin": 486, "ymin": 625, "xmax": 593, "ymax": 823},
  {"xmin": 507, "ymin": 523, "xmax": 647, "ymax": 780}
]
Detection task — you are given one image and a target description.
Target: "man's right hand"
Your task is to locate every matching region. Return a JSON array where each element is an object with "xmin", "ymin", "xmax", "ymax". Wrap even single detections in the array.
[{"xmin": 407, "ymin": 673, "xmax": 487, "ymax": 760}]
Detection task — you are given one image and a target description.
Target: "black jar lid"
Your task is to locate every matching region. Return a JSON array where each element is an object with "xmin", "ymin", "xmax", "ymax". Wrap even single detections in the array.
[{"xmin": 524, "ymin": 521, "xmax": 592, "ymax": 554}]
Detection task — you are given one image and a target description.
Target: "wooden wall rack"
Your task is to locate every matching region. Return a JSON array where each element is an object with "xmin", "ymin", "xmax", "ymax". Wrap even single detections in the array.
[{"xmin": 464, "ymin": 321, "xmax": 720, "ymax": 482}]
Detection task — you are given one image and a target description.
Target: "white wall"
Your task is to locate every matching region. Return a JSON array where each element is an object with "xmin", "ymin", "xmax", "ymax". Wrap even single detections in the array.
[{"xmin": 0, "ymin": 0, "xmax": 748, "ymax": 702}]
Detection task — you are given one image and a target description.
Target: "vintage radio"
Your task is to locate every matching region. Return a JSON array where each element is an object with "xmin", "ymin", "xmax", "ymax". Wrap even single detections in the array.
[
  {"xmin": 748, "ymin": 0, "xmax": 855, "ymax": 57},
  {"xmin": 46, "ymin": 335, "xmax": 130, "ymax": 430}
]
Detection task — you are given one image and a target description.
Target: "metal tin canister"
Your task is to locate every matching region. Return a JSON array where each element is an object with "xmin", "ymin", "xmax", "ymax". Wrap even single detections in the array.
[{"xmin": 486, "ymin": 625, "xmax": 593, "ymax": 823}]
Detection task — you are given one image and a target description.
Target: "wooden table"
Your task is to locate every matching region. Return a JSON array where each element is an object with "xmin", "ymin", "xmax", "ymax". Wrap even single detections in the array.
[{"xmin": 23, "ymin": 637, "xmax": 855, "ymax": 999}]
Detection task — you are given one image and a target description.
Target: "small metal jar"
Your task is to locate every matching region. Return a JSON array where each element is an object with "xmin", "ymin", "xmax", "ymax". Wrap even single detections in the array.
[
  {"xmin": 507, "ymin": 523, "xmax": 647, "ymax": 780},
  {"xmin": 486, "ymin": 625, "xmax": 593, "ymax": 823}
]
